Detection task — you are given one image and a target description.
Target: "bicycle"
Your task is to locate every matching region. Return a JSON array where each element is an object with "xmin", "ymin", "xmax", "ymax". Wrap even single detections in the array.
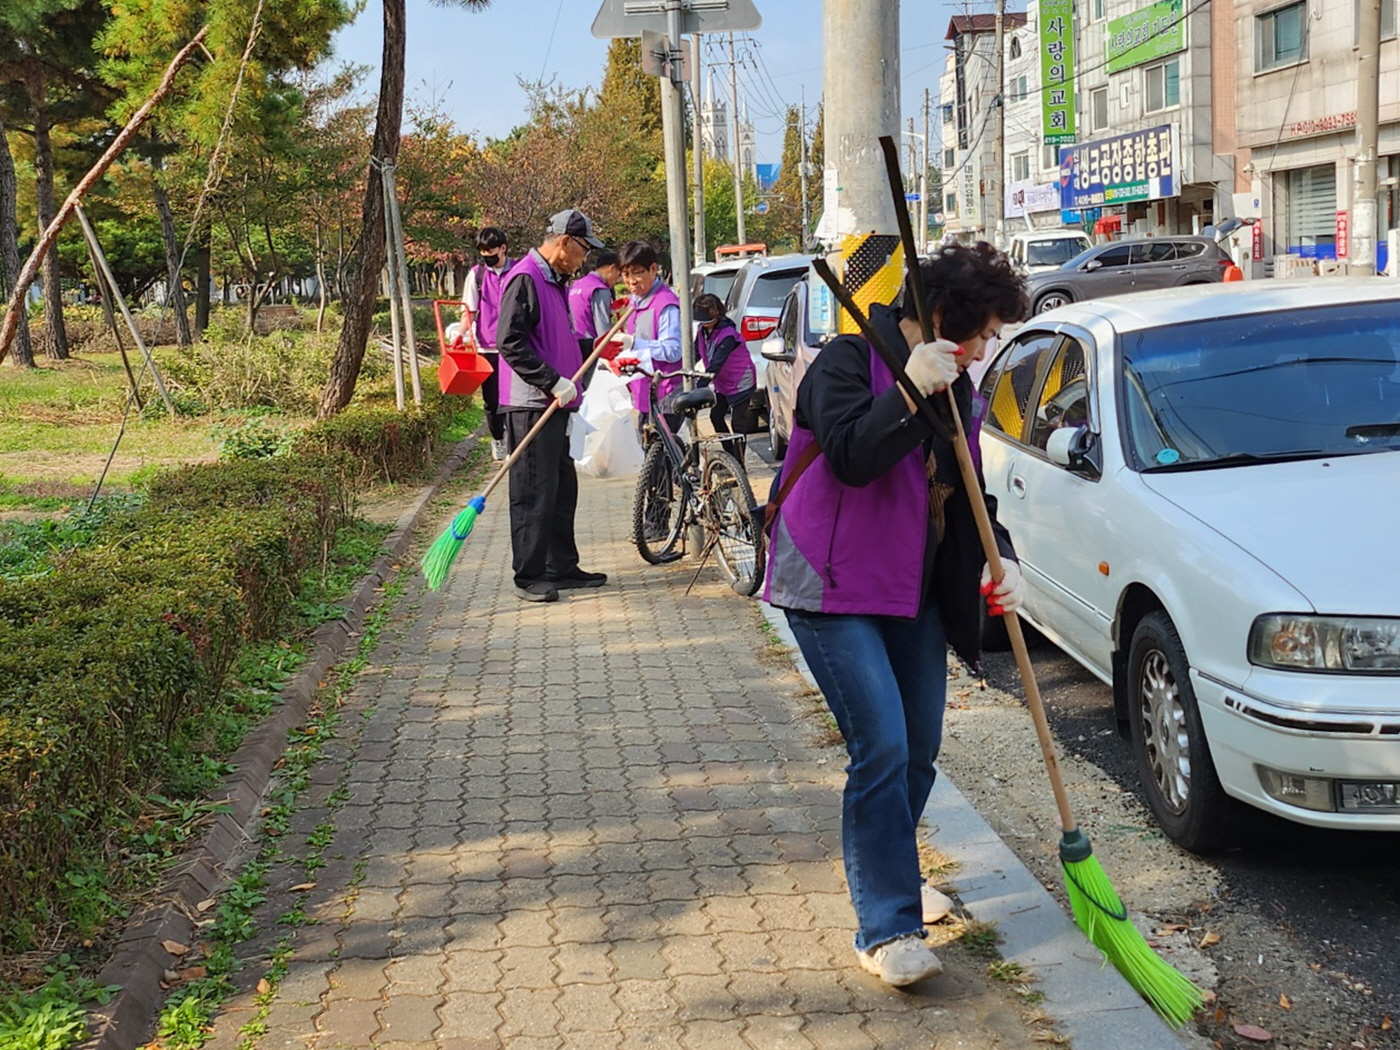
[{"xmin": 625, "ymin": 366, "xmax": 765, "ymax": 597}]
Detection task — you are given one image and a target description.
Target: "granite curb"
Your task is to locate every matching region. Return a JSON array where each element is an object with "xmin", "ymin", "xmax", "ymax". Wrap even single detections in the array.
[
  {"xmin": 80, "ymin": 431, "xmax": 483, "ymax": 1050},
  {"xmin": 759, "ymin": 599, "xmax": 1186, "ymax": 1050}
]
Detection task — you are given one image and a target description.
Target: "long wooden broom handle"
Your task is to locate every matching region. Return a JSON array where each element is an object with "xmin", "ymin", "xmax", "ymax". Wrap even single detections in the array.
[
  {"xmin": 875, "ymin": 136, "xmax": 1079, "ymax": 836},
  {"xmin": 478, "ymin": 301, "xmax": 637, "ymax": 502}
]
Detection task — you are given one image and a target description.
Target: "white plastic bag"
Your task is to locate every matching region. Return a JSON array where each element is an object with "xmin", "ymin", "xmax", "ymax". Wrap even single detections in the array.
[{"xmin": 574, "ymin": 365, "xmax": 645, "ymax": 478}]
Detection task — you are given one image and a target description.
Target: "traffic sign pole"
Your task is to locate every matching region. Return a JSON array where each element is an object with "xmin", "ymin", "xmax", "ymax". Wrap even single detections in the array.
[{"xmin": 659, "ymin": 1, "xmax": 696, "ymax": 371}]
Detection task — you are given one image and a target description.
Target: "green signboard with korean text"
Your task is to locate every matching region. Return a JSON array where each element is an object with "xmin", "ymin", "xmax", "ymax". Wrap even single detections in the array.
[
  {"xmin": 1040, "ymin": 0, "xmax": 1076, "ymax": 145},
  {"xmin": 1106, "ymin": 0, "xmax": 1186, "ymax": 74}
]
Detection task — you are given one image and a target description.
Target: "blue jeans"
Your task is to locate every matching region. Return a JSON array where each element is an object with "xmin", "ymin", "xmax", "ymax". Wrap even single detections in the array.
[{"xmin": 785, "ymin": 605, "xmax": 948, "ymax": 952}]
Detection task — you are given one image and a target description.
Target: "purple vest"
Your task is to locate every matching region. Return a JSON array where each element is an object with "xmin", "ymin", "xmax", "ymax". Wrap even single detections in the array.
[
  {"xmin": 627, "ymin": 282, "xmax": 683, "ymax": 413},
  {"xmin": 474, "ymin": 258, "xmax": 512, "ymax": 349},
  {"xmin": 497, "ymin": 252, "xmax": 584, "ymax": 411},
  {"xmin": 762, "ymin": 345, "xmax": 930, "ymax": 617},
  {"xmin": 697, "ymin": 320, "xmax": 756, "ymax": 397},
  {"xmin": 568, "ymin": 271, "xmax": 610, "ymax": 340}
]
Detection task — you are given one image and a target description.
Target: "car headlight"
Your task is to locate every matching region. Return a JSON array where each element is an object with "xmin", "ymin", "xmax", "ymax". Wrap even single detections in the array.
[{"xmin": 1249, "ymin": 615, "xmax": 1400, "ymax": 674}]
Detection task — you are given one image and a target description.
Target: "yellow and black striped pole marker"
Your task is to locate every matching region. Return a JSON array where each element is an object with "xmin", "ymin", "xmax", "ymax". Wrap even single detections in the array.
[{"xmin": 835, "ymin": 232, "xmax": 903, "ymax": 334}]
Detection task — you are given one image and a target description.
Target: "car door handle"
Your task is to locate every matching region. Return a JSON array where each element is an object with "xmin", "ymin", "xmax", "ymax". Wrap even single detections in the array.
[{"xmin": 1010, "ymin": 474, "xmax": 1027, "ymax": 498}]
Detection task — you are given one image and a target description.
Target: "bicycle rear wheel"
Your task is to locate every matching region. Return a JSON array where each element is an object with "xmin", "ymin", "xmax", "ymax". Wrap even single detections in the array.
[
  {"xmin": 633, "ymin": 440, "xmax": 685, "ymax": 564},
  {"xmin": 703, "ymin": 449, "xmax": 764, "ymax": 596}
]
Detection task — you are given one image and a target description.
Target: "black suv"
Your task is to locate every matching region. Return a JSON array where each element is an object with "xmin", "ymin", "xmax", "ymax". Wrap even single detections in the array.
[{"xmin": 1025, "ymin": 236, "xmax": 1232, "ymax": 315}]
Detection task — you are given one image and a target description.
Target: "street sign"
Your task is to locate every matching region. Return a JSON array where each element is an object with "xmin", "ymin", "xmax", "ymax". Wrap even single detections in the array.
[
  {"xmin": 640, "ymin": 28, "xmax": 688, "ymax": 78},
  {"xmin": 592, "ymin": 0, "xmax": 761, "ymax": 39},
  {"xmin": 754, "ymin": 200, "xmax": 769, "ymax": 214},
  {"xmin": 904, "ymin": 192, "xmax": 921, "ymax": 202}
]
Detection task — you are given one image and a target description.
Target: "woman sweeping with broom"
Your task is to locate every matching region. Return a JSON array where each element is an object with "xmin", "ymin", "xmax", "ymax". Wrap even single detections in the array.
[{"xmin": 763, "ymin": 242, "xmax": 1029, "ymax": 986}]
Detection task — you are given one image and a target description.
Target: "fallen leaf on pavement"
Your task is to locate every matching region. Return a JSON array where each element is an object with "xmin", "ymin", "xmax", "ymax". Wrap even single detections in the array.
[
  {"xmin": 178, "ymin": 966, "xmax": 207, "ymax": 981},
  {"xmin": 1200, "ymin": 988, "xmax": 1218, "ymax": 1006},
  {"xmin": 257, "ymin": 978, "xmax": 272, "ymax": 995},
  {"xmin": 196, "ymin": 898, "xmax": 215, "ymax": 912},
  {"xmin": 289, "ymin": 882, "xmax": 317, "ymax": 892},
  {"xmin": 1232, "ymin": 1024, "xmax": 1272, "ymax": 1042},
  {"xmin": 161, "ymin": 940, "xmax": 190, "ymax": 956},
  {"xmin": 1382, "ymin": 1017, "xmax": 1393, "ymax": 1031},
  {"xmin": 1197, "ymin": 931, "xmax": 1222, "ymax": 949},
  {"xmin": 1278, "ymin": 993, "xmax": 1291, "ymax": 1010},
  {"xmin": 1156, "ymin": 923, "xmax": 1188, "ymax": 934}
]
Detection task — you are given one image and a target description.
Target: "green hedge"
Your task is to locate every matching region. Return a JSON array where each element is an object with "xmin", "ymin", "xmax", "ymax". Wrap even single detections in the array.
[{"xmin": 0, "ymin": 400, "xmax": 452, "ymax": 951}]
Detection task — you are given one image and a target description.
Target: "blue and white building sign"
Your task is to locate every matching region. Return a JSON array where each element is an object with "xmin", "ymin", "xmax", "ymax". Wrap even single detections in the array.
[{"xmin": 1058, "ymin": 123, "xmax": 1178, "ymax": 211}]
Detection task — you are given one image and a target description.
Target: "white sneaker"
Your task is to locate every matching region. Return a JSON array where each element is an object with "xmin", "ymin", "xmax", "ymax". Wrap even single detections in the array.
[
  {"xmin": 491, "ymin": 439, "xmax": 507, "ymax": 461},
  {"xmin": 922, "ymin": 885, "xmax": 954, "ymax": 924},
  {"xmin": 856, "ymin": 934, "xmax": 943, "ymax": 987}
]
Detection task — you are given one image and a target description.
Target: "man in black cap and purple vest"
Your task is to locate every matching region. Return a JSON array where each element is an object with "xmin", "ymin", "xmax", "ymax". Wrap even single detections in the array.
[{"xmin": 494, "ymin": 209, "xmax": 609, "ymax": 603}]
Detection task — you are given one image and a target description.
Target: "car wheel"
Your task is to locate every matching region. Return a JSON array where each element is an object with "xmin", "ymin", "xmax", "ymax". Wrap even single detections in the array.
[
  {"xmin": 769, "ymin": 427, "xmax": 788, "ymax": 461},
  {"xmin": 1126, "ymin": 610, "xmax": 1231, "ymax": 854},
  {"xmin": 1034, "ymin": 290, "xmax": 1072, "ymax": 314}
]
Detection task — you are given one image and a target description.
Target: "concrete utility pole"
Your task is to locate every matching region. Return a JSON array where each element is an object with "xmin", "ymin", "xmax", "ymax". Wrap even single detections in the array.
[
  {"xmin": 799, "ymin": 92, "xmax": 810, "ymax": 247},
  {"xmin": 823, "ymin": 0, "xmax": 900, "ymax": 332},
  {"xmin": 660, "ymin": 1, "xmax": 696, "ymax": 367},
  {"xmin": 729, "ymin": 33, "xmax": 746, "ymax": 245},
  {"xmin": 921, "ymin": 87, "xmax": 931, "ymax": 247},
  {"xmin": 1352, "ymin": 0, "xmax": 1382, "ymax": 275},
  {"xmin": 692, "ymin": 33, "xmax": 707, "ymax": 266},
  {"xmin": 988, "ymin": 0, "xmax": 1006, "ymax": 246}
]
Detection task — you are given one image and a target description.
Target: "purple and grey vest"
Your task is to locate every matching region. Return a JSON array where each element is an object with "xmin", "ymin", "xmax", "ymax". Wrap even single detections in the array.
[
  {"xmin": 473, "ymin": 258, "xmax": 512, "ymax": 349},
  {"xmin": 626, "ymin": 282, "xmax": 683, "ymax": 413},
  {"xmin": 762, "ymin": 345, "xmax": 931, "ymax": 617},
  {"xmin": 568, "ymin": 271, "xmax": 610, "ymax": 341},
  {"xmin": 697, "ymin": 320, "xmax": 756, "ymax": 397},
  {"xmin": 497, "ymin": 252, "xmax": 584, "ymax": 411}
]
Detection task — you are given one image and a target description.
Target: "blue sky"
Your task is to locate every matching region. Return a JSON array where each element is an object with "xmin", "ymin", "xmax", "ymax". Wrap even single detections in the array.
[{"xmin": 329, "ymin": 0, "xmax": 982, "ymax": 162}]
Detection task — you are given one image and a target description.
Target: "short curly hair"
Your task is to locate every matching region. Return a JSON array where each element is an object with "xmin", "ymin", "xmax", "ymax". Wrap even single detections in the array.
[{"xmin": 900, "ymin": 241, "xmax": 1029, "ymax": 343}]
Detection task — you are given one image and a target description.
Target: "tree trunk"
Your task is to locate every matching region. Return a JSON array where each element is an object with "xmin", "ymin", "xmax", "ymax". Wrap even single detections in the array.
[
  {"xmin": 315, "ymin": 223, "xmax": 328, "ymax": 332},
  {"xmin": 152, "ymin": 152, "xmax": 192, "ymax": 346},
  {"xmin": 193, "ymin": 228, "xmax": 210, "ymax": 337},
  {"xmin": 317, "ymin": 0, "xmax": 406, "ymax": 418},
  {"xmin": 30, "ymin": 74, "xmax": 69, "ymax": 360},
  {"xmin": 0, "ymin": 112, "xmax": 35, "ymax": 368}
]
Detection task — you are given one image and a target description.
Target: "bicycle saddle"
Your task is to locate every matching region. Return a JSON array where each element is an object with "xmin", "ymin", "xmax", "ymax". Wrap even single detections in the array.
[{"xmin": 663, "ymin": 387, "xmax": 717, "ymax": 415}]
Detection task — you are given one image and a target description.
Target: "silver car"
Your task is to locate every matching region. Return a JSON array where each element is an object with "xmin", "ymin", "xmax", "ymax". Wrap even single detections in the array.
[
  {"xmin": 758, "ymin": 274, "xmax": 831, "ymax": 460},
  {"xmin": 1026, "ymin": 236, "xmax": 1231, "ymax": 315}
]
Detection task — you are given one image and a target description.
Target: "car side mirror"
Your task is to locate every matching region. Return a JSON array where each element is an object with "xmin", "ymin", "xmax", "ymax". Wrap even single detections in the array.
[
  {"xmin": 760, "ymin": 334, "xmax": 794, "ymax": 363},
  {"xmin": 1046, "ymin": 424, "xmax": 1101, "ymax": 477},
  {"xmin": 1084, "ymin": 259, "xmax": 1102, "ymax": 272}
]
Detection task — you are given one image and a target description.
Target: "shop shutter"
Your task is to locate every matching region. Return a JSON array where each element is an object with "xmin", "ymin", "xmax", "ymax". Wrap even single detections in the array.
[{"xmin": 1286, "ymin": 165, "xmax": 1337, "ymax": 248}]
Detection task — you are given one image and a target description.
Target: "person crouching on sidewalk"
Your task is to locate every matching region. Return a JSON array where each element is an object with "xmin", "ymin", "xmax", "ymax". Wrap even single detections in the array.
[
  {"xmin": 762, "ymin": 242, "xmax": 1030, "ymax": 986},
  {"xmin": 494, "ymin": 209, "xmax": 610, "ymax": 603}
]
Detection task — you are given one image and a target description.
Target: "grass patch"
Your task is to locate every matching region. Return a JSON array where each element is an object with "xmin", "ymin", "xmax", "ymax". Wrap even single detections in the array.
[
  {"xmin": 957, "ymin": 919, "xmax": 1001, "ymax": 958},
  {"xmin": 988, "ymin": 959, "xmax": 1030, "ymax": 983},
  {"xmin": 918, "ymin": 843, "xmax": 960, "ymax": 881}
]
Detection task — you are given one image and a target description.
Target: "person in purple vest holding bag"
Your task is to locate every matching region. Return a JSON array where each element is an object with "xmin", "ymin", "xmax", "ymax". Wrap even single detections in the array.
[
  {"xmin": 763, "ymin": 243, "xmax": 1030, "ymax": 987},
  {"xmin": 494, "ymin": 209, "xmax": 608, "ymax": 603},
  {"xmin": 567, "ymin": 248, "xmax": 621, "ymax": 372},
  {"xmin": 608, "ymin": 240, "xmax": 682, "ymax": 434},
  {"xmin": 462, "ymin": 227, "xmax": 514, "ymax": 460},
  {"xmin": 692, "ymin": 292, "xmax": 756, "ymax": 463}
]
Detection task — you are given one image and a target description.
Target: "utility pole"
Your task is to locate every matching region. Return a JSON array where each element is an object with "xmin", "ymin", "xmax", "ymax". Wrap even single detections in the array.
[
  {"xmin": 921, "ymin": 87, "xmax": 931, "ymax": 247},
  {"xmin": 1352, "ymin": 0, "xmax": 1381, "ymax": 275},
  {"xmin": 799, "ymin": 92, "xmax": 811, "ymax": 248},
  {"xmin": 729, "ymin": 33, "xmax": 746, "ymax": 245},
  {"xmin": 823, "ymin": 0, "xmax": 900, "ymax": 332},
  {"xmin": 660, "ymin": 1, "xmax": 695, "ymax": 367},
  {"xmin": 692, "ymin": 32, "xmax": 707, "ymax": 266},
  {"xmin": 908, "ymin": 117, "xmax": 917, "ymax": 198},
  {"xmin": 988, "ymin": 0, "xmax": 1006, "ymax": 246}
]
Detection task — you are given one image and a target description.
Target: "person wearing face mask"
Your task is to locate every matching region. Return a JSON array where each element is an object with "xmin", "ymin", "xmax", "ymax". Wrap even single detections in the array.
[
  {"xmin": 692, "ymin": 292, "xmax": 756, "ymax": 463},
  {"xmin": 462, "ymin": 226, "xmax": 515, "ymax": 460},
  {"xmin": 493, "ymin": 209, "xmax": 608, "ymax": 603},
  {"xmin": 762, "ymin": 242, "xmax": 1030, "ymax": 988}
]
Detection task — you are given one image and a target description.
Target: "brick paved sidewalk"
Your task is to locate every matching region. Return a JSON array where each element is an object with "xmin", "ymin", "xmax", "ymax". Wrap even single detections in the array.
[{"xmin": 200, "ymin": 464, "xmax": 1057, "ymax": 1050}]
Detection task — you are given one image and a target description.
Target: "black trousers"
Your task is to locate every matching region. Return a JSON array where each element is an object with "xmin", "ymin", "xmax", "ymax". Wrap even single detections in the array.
[
  {"xmin": 709, "ymin": 390, "xmax": 753, "ymax": 458},
  {"xmin": 503, "ymin": 408, "xmax": 580, "ymax": 587},
  {"xmin": 481, "ymin": 350, "xmax": 504, "ymax": 440}
]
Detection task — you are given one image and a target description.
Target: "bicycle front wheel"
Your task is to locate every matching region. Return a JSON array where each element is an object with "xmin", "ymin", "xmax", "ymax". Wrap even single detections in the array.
[
  {"xmin": 633, "ymin": 440, "xmax": 685, "ymax": 564},
  {"xmin": 703, "ymin": 449, "xmax": 765, "ymax": 596}
]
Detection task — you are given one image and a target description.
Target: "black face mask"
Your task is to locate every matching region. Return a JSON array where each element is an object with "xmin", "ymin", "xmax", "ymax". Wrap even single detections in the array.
[{"xmin": 481, "ymin": 251, "xmax": 504, "ymax": 267}]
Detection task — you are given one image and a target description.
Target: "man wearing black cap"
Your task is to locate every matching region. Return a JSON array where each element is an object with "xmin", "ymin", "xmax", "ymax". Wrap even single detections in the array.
[{"xmin": 493, "ymin": 209, "xmax": 609, "ymax": 603}]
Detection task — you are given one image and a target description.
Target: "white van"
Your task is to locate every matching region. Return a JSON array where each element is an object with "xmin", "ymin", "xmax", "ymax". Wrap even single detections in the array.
[{"xmin": 1006, "ymin": 229, "xmax": 1092, "ymax": 274}]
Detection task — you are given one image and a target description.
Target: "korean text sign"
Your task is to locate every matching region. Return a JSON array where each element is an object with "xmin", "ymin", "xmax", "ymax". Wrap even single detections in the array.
[
  {"xmin": 1040, "ymin": 0, "xmax": 1076, "ymax": 146},
  {"xmin": 1059, "ymin": 124, "xmax": 1177, "ymax": 210},
  {"xmin": 1105, "ymin": 0, "xmax": 1186, "ymax": 74}
]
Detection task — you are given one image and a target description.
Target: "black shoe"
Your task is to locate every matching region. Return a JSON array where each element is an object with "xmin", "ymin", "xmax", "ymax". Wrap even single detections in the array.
[
  {"xmin": 549, "ymin": 569, "xmax": 608, "ymax": 589},
  {"xmin": 514, "ymin": 581, "xmax": 559, "ymax": 602}
]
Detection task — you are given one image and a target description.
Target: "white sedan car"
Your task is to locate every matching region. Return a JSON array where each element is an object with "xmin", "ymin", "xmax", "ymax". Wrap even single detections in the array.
[{"xmin": 977, "ymin": 279, "xmax": 1400, "ymax": 853}]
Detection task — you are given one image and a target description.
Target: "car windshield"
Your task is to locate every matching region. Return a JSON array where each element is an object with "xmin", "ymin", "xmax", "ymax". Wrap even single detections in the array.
[
  {"xmin": 705, "ymin": 272, "xmax": 738, "ymax": 302},
  {"xmin": 1026, "ymin": 239, "xmax": 1087, "ymax": 267},
  {"xmin": 745, "ymin": 270, "xmax": 806, "ymax": 311},
  {"xmin": 1119, "ymin": 302, "xmax": 1400, "ymax": 471}
]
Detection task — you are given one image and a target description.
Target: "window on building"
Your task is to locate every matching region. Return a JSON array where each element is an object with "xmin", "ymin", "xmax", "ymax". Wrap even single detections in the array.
[
  {"xmin": 941, "ymin": 103, "xmax": 954, "ymax": 124},
  {"xmin": 1354, "ymin": 0, "xmax": 1398, "ymax": 41},
  {"xmin": 946, "ymin": 193, "xmax": 958, "ymax": 214},
  {"xmin": 1091, "ymin": 87, "xmax": 1109, "ymax": 132},
  {"xmin": 1286, "ymin": 165, "xmax": 1337, "ymax": 251},
  {"xmin": 1043, "ymin": 143, "xmax": 1060, "ymax": 171},
  {"xmin": 1257, "ymin": 1, "xmax": 1308, "ymax": 70},
  {"xmin": 944, "ymin": 148, "xmax": 956, "ymax": 167},
  {"xmin": 1012, "ymin": 75, "xmax": 1029, "ymax": 101},
  {"xmin": 1093, "ymin": 0, "xmax": 1106, "ymax": 20},
  {"xmin": 1012, "ymin": 152, "xmax": 1031, "ymax": 181},
  {"xmin": 1010, "ymin": 36, "xmax": 1022, "ymax": 60},
  {"xmin": 1145, "ymin": 59, "xmax": 1181, "ymax": 111}
]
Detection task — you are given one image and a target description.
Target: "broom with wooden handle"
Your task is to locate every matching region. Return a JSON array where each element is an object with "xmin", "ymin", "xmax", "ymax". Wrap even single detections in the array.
[{"xmin": 422, "ymin": 301, "xmax": 636, "ymax": 590}]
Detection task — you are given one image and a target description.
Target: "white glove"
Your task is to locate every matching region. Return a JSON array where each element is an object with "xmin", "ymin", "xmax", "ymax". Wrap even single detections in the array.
[
  {"xmin": 905, "ymin": 339, "xmax": 961, "ymax": 396},
  {"xmin": 550, "ymin": 375, "xmax": 578, "ymax": 407},
  {"xmin": 980, "ymin": 560, "xmax": 1025, "ymax": 615}
]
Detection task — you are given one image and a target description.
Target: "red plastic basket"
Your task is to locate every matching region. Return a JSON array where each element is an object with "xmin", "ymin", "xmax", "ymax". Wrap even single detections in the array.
[{"xmin": 432, "ymin": 299, "xmax": 494, "ymax": 397}]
